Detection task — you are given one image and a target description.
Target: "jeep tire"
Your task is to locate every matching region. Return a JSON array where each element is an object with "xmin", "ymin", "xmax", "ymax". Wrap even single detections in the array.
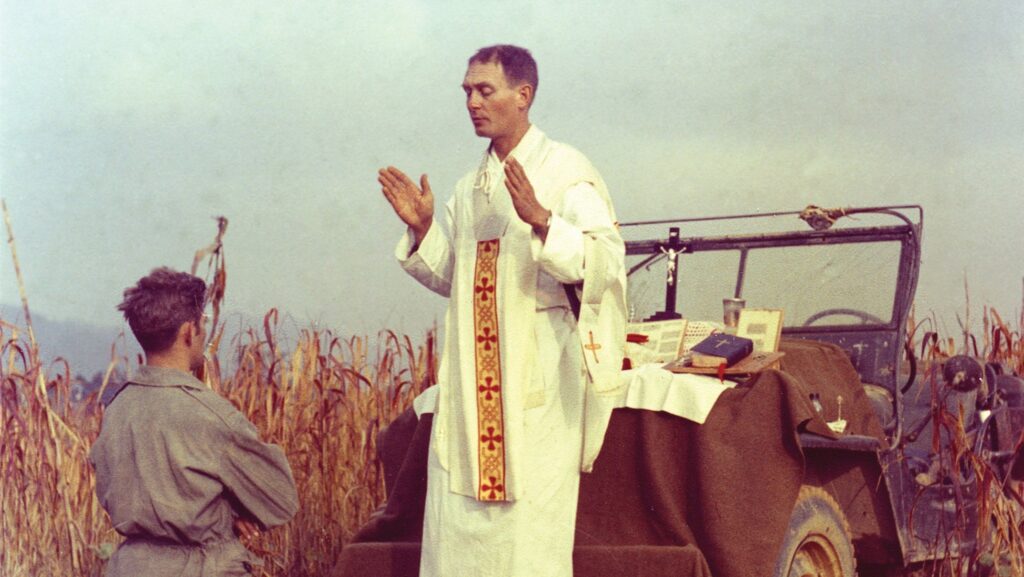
[{"xmin": 772, "ymin": 485, "xmax": 857, "ymax": 577}]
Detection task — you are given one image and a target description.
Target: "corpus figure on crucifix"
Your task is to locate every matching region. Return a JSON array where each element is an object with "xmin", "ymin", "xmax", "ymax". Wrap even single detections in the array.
[{"xmin": 378, "ymin": 44, "xmax": 628, "ymax": 577}]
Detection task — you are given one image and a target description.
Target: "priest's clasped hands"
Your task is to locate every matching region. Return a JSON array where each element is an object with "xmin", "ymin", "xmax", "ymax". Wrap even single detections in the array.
[{"xmin": 379, "ymin": 157, "xmax": 552, "ymax": 242}]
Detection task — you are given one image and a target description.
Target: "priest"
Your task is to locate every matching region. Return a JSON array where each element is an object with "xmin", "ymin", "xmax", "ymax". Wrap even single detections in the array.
[{"xmin": 378, "ymin": 44, "xmax": 627, "ymax": 577}]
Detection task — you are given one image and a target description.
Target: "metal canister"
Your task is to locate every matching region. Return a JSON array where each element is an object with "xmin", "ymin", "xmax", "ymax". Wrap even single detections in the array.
[{"xmin": 723, "ymin": 297, "xmax": 746, "ymax": 328}]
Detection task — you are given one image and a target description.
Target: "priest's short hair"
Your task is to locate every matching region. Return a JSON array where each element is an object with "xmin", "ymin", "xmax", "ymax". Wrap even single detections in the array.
[{"xmin": 469, "ymin": 44, "xmax": 538, "ymax": 96}]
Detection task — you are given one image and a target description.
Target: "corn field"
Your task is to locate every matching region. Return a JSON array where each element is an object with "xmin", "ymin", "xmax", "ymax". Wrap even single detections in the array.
[
  {"xmin": 1, "ymin": 312, "xmax": 436, "ymax": 576},
  {"xmin": 0, "ymin": 210, "xmax": 438, "ymax": 576},
  {"xmin": 1, "ymin": 213, "xmax": 1022, "ymax": 576}
]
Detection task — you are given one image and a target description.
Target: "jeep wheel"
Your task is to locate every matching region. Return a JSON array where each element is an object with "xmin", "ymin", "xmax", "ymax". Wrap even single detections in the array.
[{"xmin": 772, "ymin": 485, "xmax": 857, "ymax": 577}]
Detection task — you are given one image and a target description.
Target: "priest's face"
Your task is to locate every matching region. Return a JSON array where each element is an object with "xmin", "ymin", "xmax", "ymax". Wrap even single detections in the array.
[{"xmin": 462, "ymin": 61, "xmax": 530, "ymax": 141}]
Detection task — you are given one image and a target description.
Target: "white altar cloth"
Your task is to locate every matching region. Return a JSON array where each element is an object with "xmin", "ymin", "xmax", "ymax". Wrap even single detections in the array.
[{"xmin": 413, "ymin": 364, "xmax": 732, "ymax": 424}]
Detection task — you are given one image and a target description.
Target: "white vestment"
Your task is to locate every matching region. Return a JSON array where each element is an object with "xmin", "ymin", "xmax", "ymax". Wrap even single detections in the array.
[{"xmin": 396, "ymin": 125, "xmax": 626, "ymax": 577}]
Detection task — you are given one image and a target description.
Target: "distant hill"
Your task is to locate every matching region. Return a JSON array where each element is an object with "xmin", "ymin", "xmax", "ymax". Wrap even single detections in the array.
[
  {"xmin": 0, "ymin": 303, "xmax": 139, "ymax": 381},
  {"xmin": 0, "ymin": 305, "xmax": 310, "ymax": 385}
]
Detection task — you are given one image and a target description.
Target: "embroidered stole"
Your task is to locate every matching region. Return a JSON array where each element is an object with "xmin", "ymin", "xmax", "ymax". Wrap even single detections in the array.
[{"xmin": 472, "ymin": 239, "xmax": 506, "ymax": 501}]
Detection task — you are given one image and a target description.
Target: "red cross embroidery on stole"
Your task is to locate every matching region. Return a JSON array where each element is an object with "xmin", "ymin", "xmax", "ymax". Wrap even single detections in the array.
[
  {"xmin": 478, "ymin": 376, "xmax": 500, "ymax": 400},
  {"xmin": 481, "ymin": 426, "xmax": 503, "ymax": 450},
  {"xmin": 475, "ymin": 277, "xmax": 495, "ymax": 301},
  {"xmin": 481, "ymin": 476, "xmax": 504, "ymax": 500},
  {"xmin": 476, "ymin": 326, "xmax": 497, "ymax": 351}
]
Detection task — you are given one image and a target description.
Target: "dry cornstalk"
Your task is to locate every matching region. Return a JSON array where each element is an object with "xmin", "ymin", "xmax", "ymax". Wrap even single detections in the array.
[{"xmin": 2, "ymin": 199, "xmax": 83, "ymax": 572}]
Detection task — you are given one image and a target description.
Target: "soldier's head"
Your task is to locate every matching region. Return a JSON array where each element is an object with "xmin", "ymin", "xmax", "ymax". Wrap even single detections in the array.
[
  {"xmin": 118, "ymin": 267, "xmax": 208, "ymax": 369},
  {"xmin": 464, "ymin": 45, "xmax": 537, "ymax": 141}
]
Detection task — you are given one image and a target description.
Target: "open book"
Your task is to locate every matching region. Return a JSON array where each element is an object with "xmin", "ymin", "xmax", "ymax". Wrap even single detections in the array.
[{"xmin": 625, "ymin": 319, "xmax": 688, "ymax": 364}]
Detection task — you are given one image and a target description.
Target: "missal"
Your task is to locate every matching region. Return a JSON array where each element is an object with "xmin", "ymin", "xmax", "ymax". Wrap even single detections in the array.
[{"xmin": 689, "ymin": 333, "xmax": 754, "ymax": 368}]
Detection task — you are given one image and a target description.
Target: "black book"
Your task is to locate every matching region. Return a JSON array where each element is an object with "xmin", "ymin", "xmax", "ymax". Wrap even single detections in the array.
[{"xmin": 689, "ymin": 333, "xmax": 754, "ymax": 368}]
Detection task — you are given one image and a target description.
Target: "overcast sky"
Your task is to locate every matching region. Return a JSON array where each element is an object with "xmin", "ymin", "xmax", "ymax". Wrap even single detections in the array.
[{"xmin": 2, "ymin": 0, "xmax": 1022, "ymax": 339}]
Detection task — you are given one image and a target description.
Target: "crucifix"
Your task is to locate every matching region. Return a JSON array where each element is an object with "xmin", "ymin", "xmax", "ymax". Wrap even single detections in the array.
[{"xmin": 647, "ymin": 226, "xmax": 685, "ymax": 321}]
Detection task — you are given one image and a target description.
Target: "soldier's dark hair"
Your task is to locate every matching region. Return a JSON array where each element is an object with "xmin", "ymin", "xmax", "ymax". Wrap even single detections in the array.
[
  {"xmin": 469, "ymin": 44, "xmax": 538, "ymax": 96},
  {"xmin": 118, "ymin": 267, "xmax": 207, "ymax": 353}
]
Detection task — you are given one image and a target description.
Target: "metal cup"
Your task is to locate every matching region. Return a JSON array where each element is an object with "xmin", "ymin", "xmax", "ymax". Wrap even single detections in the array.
[{"xmin": 723, "ymin": 298, "xmax": 746, "ymax": 328}]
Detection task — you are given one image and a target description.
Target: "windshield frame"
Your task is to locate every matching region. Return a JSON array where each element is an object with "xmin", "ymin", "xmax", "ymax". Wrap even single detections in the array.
[{"xmin": 621, "ymin": 205, "xmax": 923, "ymax": 398}]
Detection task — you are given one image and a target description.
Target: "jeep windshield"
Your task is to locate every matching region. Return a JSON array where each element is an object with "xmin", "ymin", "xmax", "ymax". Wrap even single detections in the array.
[
  {"xmin": 624, "ymin": 234, "xmax": 904, "ymax": 328},
  {"xmin": 619, "ymin": 205, "xmax": 923, "ymax": 391}
]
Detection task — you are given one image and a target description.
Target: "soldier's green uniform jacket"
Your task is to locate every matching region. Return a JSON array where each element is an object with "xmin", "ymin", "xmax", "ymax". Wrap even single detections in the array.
[{"xmin": 90, "ymin": 366, "xmax": 299, "ymax": 576}]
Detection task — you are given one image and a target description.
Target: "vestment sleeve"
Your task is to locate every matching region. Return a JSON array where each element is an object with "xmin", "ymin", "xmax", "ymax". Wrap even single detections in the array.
[
  {"xmin": 219, "ymin": 411, "xmax": 300, "ymax": 530},
  {"xmin": 395, "ymin": 194, "xmax": 456, "ymax": 297},
  {"xmin": 532, "ymin": 181, "xmax": 621, "ymax": 285}
]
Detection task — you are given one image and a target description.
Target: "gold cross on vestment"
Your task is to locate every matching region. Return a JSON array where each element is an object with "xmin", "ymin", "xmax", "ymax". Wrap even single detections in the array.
[{"xmin": 584, "ymin": 331, "xmax": 602, "ymax": 363}]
